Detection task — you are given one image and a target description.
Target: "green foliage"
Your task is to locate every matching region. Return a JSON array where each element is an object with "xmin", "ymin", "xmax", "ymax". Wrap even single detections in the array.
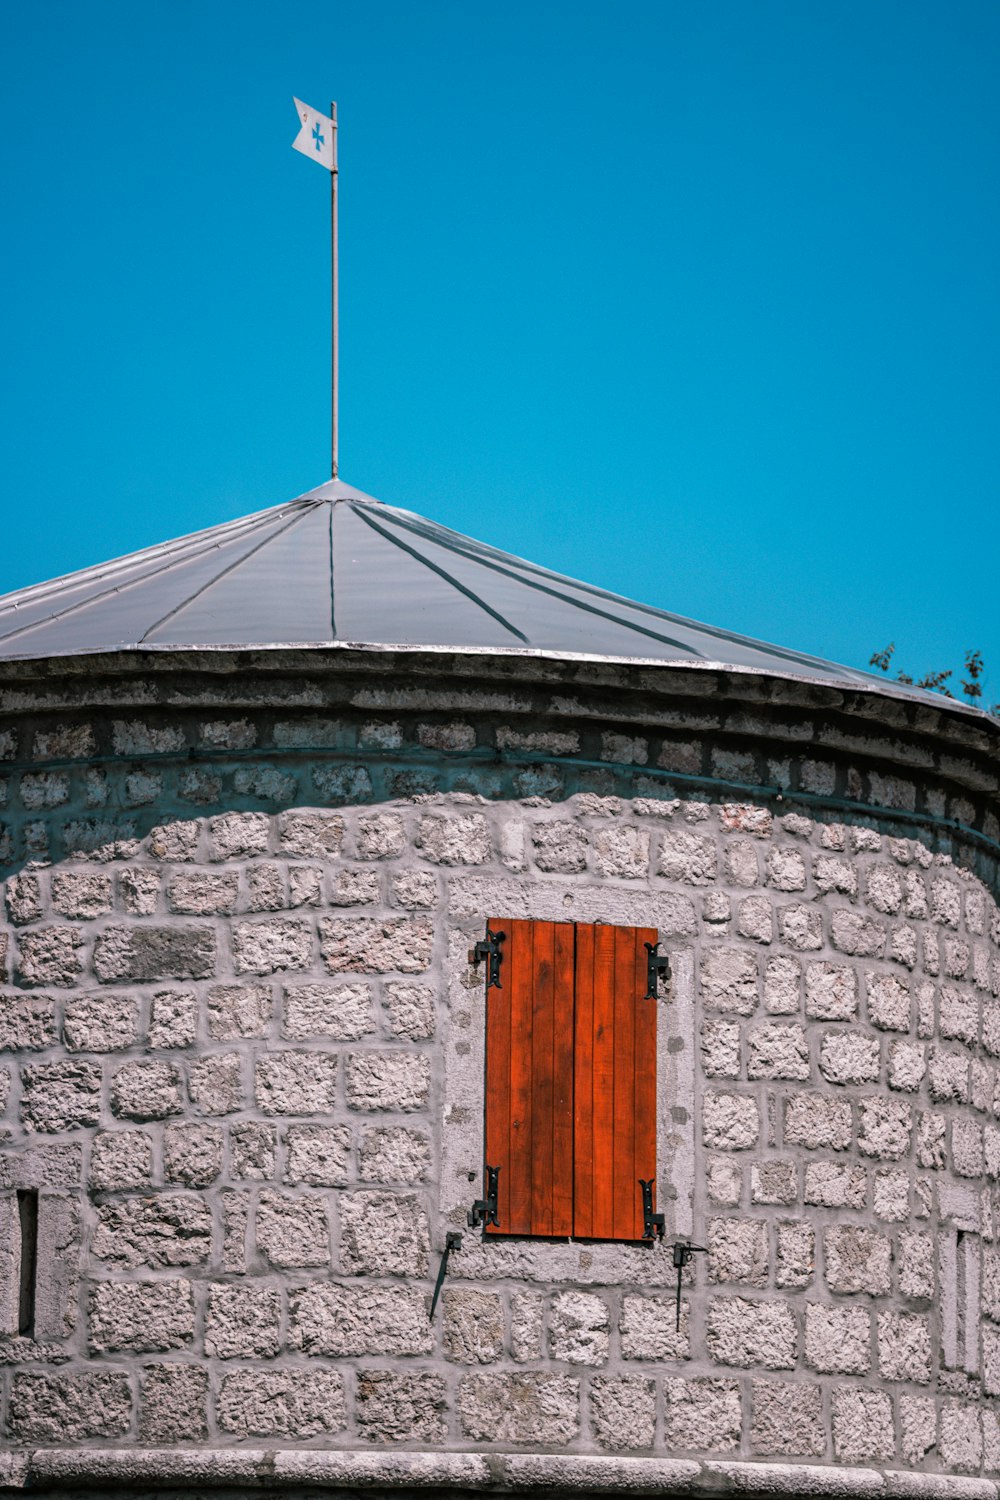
[{"xmin": 869, "ymin": 644, "xmax": 999, "ymax": 717}]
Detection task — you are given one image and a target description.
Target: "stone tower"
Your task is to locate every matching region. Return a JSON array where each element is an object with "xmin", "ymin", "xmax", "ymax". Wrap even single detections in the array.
[{"xmin": 0, "ymin": 477, "xmax": 997, "ymax": 1498}]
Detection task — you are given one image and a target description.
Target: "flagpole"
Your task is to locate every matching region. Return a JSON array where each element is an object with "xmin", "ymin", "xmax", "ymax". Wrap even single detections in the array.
[{"xmin": 330, "ymin": 100, "xmax": 339, "ymax": 479}]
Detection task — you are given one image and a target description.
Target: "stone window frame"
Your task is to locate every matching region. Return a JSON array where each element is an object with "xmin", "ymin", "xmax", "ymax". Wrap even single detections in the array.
[{"xmin": 442, "ymin": 880, "xmax": 695, "ymax": 1286}]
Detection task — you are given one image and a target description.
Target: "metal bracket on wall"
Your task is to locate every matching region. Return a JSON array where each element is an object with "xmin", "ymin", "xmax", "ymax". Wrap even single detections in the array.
[
  {"xmin": 644, "ymin": 941, "xmax": 670, "ymax": 1000},
  {"xmin": 639, "ymin": 1178, "xmax": 666, "ymax": 1241},
  {"xmin": 671, "ymin": 1240, "xmax": 707, "ymax": 1330},
  {"xmin": 468, "ymin": 1165, "xmax": 500, "ymax": 1229},
  {"xmin": 428, "ymin": 1231, "xmax": 463, "ymax": 1320},
  {"xmin": 471, "ymin": 927, "xmax": 505, "ymax": 990}
]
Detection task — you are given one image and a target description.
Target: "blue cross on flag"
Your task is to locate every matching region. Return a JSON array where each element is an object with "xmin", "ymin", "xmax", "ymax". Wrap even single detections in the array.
[{"xmin": 292, "ymin": 98, "xmax": 334, "ymax": 171}]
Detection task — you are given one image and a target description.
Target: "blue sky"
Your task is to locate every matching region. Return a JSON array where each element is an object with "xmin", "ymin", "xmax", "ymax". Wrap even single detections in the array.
[{"xmin": 2, "ymin": 1, "xmax": 998, "ymax": 704}]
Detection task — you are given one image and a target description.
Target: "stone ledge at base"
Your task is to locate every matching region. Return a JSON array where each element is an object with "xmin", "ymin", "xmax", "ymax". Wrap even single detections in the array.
[{"xmin": 0, "ymin": 1451, "xmax": 995, "ymax": 1500}]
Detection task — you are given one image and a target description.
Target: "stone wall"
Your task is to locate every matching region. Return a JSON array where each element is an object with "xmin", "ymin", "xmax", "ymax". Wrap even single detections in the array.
[{"xmin": 0, "ymin": 649, "xmax": 997, "ymax": 1489}]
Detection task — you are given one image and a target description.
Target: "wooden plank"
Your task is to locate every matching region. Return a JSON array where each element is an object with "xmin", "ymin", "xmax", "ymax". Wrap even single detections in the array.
[
  {"xmin": 483, "ymin": 917, "xmax": 511, "ymax": 1237},
  {"xmin": 611, "ymin": 924, "xmax": 637, "ymax": 1238},
  {"xmin": 633, "ymin": 927, "xmax": 659, "ymax": 1240},
  {"xmin": 530, "ymin": 921, "xmax": 555, "ymax": 1235},
  {"xmin": 589, "ymin": 923, "xmax": 617, "ymax": 1239},
  {"xmin": 551, "ymin": 921, "xmax": 575, "ymax": 1237},
  {"xmin": 506, "ymin": 918, "xmax": 535, "ymax": 1235},
  {"xmin": 572, "ymin": 922, "xmax": 595, "ymax": 1239}
]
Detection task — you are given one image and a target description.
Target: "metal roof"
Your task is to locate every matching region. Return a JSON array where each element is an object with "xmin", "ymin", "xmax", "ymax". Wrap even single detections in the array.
[{"xmin": 0, "ymin": 478, "xmax": 951, "ymax": 705}]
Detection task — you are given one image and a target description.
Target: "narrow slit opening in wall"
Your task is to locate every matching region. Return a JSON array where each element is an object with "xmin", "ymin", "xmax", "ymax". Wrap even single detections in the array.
[{"xmin": 17, "ymin": 1190, "xmax": 37, "ymax": 1337}]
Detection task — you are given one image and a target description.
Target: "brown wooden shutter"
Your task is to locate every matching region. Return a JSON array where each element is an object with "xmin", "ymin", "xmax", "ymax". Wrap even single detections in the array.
[
  {"xmin": 484, "ymin": 918, "xmax": 575, "ymax": 1237},
  {"xmin": 482, "ymin": 918, "xmax": 658, "ymax": 1241},
  {"xmin": 573, "ymin": 923, "xmax": 658, "ymax": 1241}
]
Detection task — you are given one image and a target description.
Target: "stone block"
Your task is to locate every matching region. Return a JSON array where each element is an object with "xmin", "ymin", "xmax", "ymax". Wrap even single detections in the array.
[
  {"xmin": 148, "ymin": 988, "xmax": 196, "ymax": 1048},
  {"xmin": 356, "ymin": 1369, "xmax": 447, "ymax": 1442},
  {"xmin": 511, "ymin": 1291, "xmax": 544, "ymax": 1361},
  {"xmin": 0, "ymin": 995, "xmax": 56, "ymax": 1050},
  {"xmin": 594, "ymin": 825, "xmax": 649, "ymax": 878},
  {"xmin": 658, "ymin": 830, "xmax": 717, "ymax": 885},
  {"xmin": 282, "ymin": 982, "xmax": 374, "ymax": 1040},
  {"xmin": 832, "ymin": 1388, "xmax": 894, "ymax": 1463},
  {"xmin": 888, "ymin": 1040, "xmax": 926, "ymax": 1093},
  {"xmin": 877, "ymin": 1309, "xmax": 931, "ymax": 1383},
  {"xmin": 458, "ymin": 1372, "xmax": 579, "ymax": 1443},
  {"xmin": 255, "ymin": 1051, "xmax": 337, "ymax": 1114},
  {"xmin": 777, "ymin": 903, "xmax": 823, "ymax": 951},
  {"xmin": 899, "ymin": 1392, "xmax": 937, "ymax": 1466},
  {"xmin": 20, "ymin": 771, "xmax": 70, "ymax": 810},
  {"xmin": 356, "ymin": 812, "xmax": 406, "ymax": 859},
  {"xmin": 738, "ymin": 895, "xmax": 773, "ymax": 944},
  {"xmin": 866, "ymin": 972, "xmax": 911, "ymax": 1031},
  {"xmin": 747, "ymin": 1022, "xmax": 809, "ymax": 1080},
  {"xmin": 384, "ymin": 980, "xmax": 435, "ymax": 1039},
  {"xmin": 319, "ymin": 916, "xmax": 434, "ymax": 974},
  {"xmin": 207, "ymin": 982, "xmax": 272, "ymax": 1038},
  {"xmin": 9, "ymin": 1370, "xmax": 132, "ymax": 1441},
  {"xmin": 346, "ymin": 1052, "xmax": 430, "ymax": 1112},
  {"xmin": 940, "ymin": 985, "xmax": 979, "ymax": 1044},
  {"xmin": 289, "ymin": 865, "xmax": 323, "ymax": 907},
  {"xmin": 939, "ymin": 1401, "xmax": 983, "ymax": 1472},
  {"xmin": 532, "ymin": 822, "xmax": 588, "ymax": 873},
  {"xmin": 701, "ymin": 1020, "xmax": 741, "ymax": 1078},
  {"xmin": 289, "ymin": 1282, "xmax": 432, "ymax": 1356},
  {"xmin": 707, "ymin": 1217, "xmax": 768, "ymax": 1287},
  {"xmin": 189, "ymin": 1052, "xmax": 243, "ymax": 1115},
  {"xmin": 706, "ymin": 1297, "xmax": 796, "ymax": 1369},
  {"xmin": 231, "ymin": 1120, "xmax": 276, "ymax": 1180},
  {"xmin": 783, "ymin": 1092, "xmax": 852, "ymax": 1151},
  {"xmin": 232, "ymin": 918, "xmax": 312, "ymax": 974},
  {"xmin": 6, "ymin": 873, "xmax": 43, "ymax": 925},
  {"xmin": 278, "ymin": 810, "xmax": 344, "ymax": 857},
  {"xmin": 823, "ymin": 1225, "xmax": 891, "ymax": 1295},
  {"xmin": 256, "ymin": 1189, "xmax": 330, "ymax": 1267},
  {"xmin": 664, "ymin": 1376, "xmax": 741, "ymax": 1451},
  {"xmin": 51, "ymin": 871, "xmax": 113, "ymax": 918},
  {"xmin": 857, "ymin": 1096, "xmax": 912, "ymax": 1159},
  {"xmin": 766, "ymin": 847, "xmax": 806, "ymax": 892},
  {"xmin": 390, "ymin": 868, "xmax": 438, "ymax": 908},
  {"xmin": 209, "ymin": 811, "xmax": 270, "ymax": 860},
  {"xmin": 217, "ymin": 1368, "xmax": 345, "ymax": 1437},
  {"xmin": 89, "ymin": 1278, "xmax": 194, "ymax": 1351},
  {"xmin": 591, "ymin": 1375, "xmax": 656, "ymax": 1450},
  {"xmin": 818, "ymin": 1032, "xmax": 880, "ymax": 1086},
  {"xmin": 916, "ymin": 1111, "xmax": 947, "ymax": 1168},
  {"xmin": 111, "ymin": 1059, "xmax": 182, "ymax": 1120},
  {"xmin": 206, "ymin": 1282, "xmax": 282, "ymax": 1357},
  {"xmin": 776, "ymin": 1221, "xmax": 814, "ymax": 1289},
  {"xmin": 620, "ymin": 1294, "xmax": 690, "ymax": 1359},
  {"xmin": 814, "ymin": 856, "xmax": 857, "ymax": 896},
  {"xmin": 804, "ymin": 1303, "xmax": 871, "ymax": 1374},
  {"xmin": 163, "ymin": 1122, "xmax": 223, "ymax": 1186},
  {"xmin": 358, "ymin": 1125, "xmax": 430, "ymax": 1183},
  {"xmin": 138, "ymin": 1362, "xmax": 209, "ymax": 1442},
  {"xmin": 700, "ymin": 948, "xmax": 758, "ymax": 1015},
  {"xmin": 702, "ymin": 1092, "xmax": 760, "ymax": 1151},
  {"xmin": 93, "ymin": 1193, "xmax": 211, "ymax": 1269},
  {"xmin": 872, "ymin": 1167, "xmax": 909, "ymax": 1221},
  {"xmin": 92, "ymin": 924, "xmax": 215, "ymax": 983},
  {"xmin": 63, "ymin": 992, "xmax": 138, "ymax": 1052},
  {"xmin": 148, "ymin": 821, "xmax": 199, "ymax": 862},
  {"xmin": 443, "ymin": 1288, "xmax": 504, "ymax": 1363},
  {"xmin": 750, "ymin": 1160, "xmax": 796, "ymax": 1205},
  {"xmin": 17, "ymin": 925, "xmax": 83, "ymax": 987},
  {"xmin": 166, "ymin": 871, "xmax": 238, "ymax": 915},
  {"xmin": 804, "ymin": 962, "xmax": 857, "ymax": 1020},
  {"xmin": 90, "ymin": 1130, "xmax": 152, "ymax": 1191},
  {"xmin": 285, "ymin": 1124, "xmax": 351, "ymax": 1186},
  {"xmin": 339, "ymin": 1190, "xmax": 429, "ymax": 1276},
  {"xmin": 418, "ymin": 813, "xmax": 491, "ymax": 864},
  {"xmin": 928, "ymin": 1048, "xmax": 969, "ymax": 1104},
  {"xmin": 750, "ymin": 1379, "xmax": 825, "ymax": 1457},
  {"xmin": 548, "ymin": 1290, "xmax": 610, "ymax": 1364},
  {"xmin": 329, "ymin": 867, "xmax": 381, "ymax": 906},
  {"xmin": 898, "ymin": 1231, "xmax": 934, "ymax": 1299},
  {"xmin": 21, "ymin": 1059, "xmax": 101, "ymax": 1132}
]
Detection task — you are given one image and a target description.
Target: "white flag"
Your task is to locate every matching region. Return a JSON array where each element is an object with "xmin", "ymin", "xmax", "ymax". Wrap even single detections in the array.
[{"xmin": 292, "ymin": 97, "xmax": 334, "ymax": 170}]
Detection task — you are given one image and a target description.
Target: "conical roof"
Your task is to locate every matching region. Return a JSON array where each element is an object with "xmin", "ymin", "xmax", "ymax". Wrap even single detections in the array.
[{"xmin": 0, "ymin": 478, "xmax": 930, "ymax": 701}]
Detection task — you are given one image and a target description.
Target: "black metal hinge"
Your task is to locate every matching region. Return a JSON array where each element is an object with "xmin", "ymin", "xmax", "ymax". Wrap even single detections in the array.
[
  {"xmin": 671, "ymin": 1240, "xmax": 707, "ymax": 1329},
  {"xmin": 468, "ymin": 1165, "xmax": 500, "ymax": 1228},
  {"xmin": 644, "ymin": 940, "xmax": 670, "ymax": 999},
  {"xmin": 429, "ymin": 1231, "xmax": 463, "ymax": 1320},
  {"xmin": 639, "ymin": 1178, "xmax": 665, "ymax": 1241},
  {"xmin": 471, "ymin": 927, "xmax": 505, "ymax": 990}
]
